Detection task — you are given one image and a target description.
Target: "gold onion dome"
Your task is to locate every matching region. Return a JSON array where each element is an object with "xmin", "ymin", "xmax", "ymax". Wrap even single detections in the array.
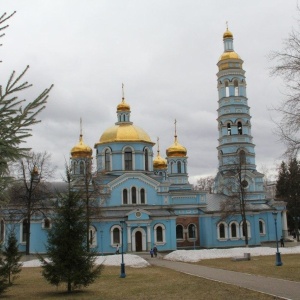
[
  {"xmin": 219, "ymin": 51, "xmax": 240, "ymax": 61},
  {"xmin": 117, "ymin": 97, "xmax": 130, "ymax": 112},
  {"xmin": 166, "ymin": 136, "xmax": 187, "ymax": 157},
  {"xmin": 223, "ymin": 29, "xmax": 233, "ymax": 39},
  {"xmin": 71, "ymin": 134, "xmax": 92, "ymax": 158},
  {"xmin": 98, "ymin": 124, "xmax": 153, "ymax": 144},
  {"xmin": 153, "ymin": 153, "xmax": 167, "ymax": 169}
]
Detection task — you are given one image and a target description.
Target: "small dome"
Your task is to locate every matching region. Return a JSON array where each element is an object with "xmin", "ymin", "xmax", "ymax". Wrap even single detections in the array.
[
  {"xmin": 71, "ymin": 135, "xmax": 92, "ymax": 158},
  {"xmin": 153, "ymin": 153, "xmax": 167, "ymax": 169},
  {"xmin": 219, "ymin": 51, "xmax": 240, "ymax": 61},
  {"xmin": 166, "ymin": 137, "xmax": 187, "ymax": 157},
  {"xmin": 97, "ymin": 124, "xmax": 154, "ymax": 145},
  {"xmin": 223, "ymin": 29, "xmax": 233, "ymax": 39},
  {"xmin": 117, "ymin": 98, "xmax": 130, "ymax": 112}
]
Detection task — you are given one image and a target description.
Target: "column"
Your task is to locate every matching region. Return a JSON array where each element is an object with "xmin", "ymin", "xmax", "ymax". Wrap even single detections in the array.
[
  {"xmin": 281, "ymin": 210, "xmax": 288, "ymax": 238},
  {"xmin": 147, "ymin": 224, "xmax": 151, "ymax": 251},
  {"xmin": 127, "ymin": 225, "xmax": 132, "ymax": 252}
]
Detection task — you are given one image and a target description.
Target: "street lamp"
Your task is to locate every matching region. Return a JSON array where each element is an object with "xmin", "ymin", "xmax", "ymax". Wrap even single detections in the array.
[
  {"xmin": 272, "ymin": 212, "xmax": 283, "ymax": 266},
  {"xmin": 192, "ymin": 225, "xmax": 195, "ymax": 250},
  {"xmin": 100, "ymin": 230, "xmax": 103, "ymax": 256},
  {"xmin": 120, "ymin": 221, "xmax": 126, "ymax": 278}
]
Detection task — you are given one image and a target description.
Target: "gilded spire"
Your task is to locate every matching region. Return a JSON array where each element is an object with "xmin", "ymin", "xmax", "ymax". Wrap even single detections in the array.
[
  {"xmin": 117, "ymin": 83, "xmax": 130, "ymax": 112},
  {"xmin": 166, "ymin": 119, "xmax": 187, "ymax": 157},
  {"xmin": 153, "ymin": 136, "xmax": 167, "ymax": 169}
]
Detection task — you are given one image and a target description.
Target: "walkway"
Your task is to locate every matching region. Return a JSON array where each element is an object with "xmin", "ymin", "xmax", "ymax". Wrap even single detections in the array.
[{"xmin": 139, "ymin": 254, "xmax": 300, "ymax": 300}]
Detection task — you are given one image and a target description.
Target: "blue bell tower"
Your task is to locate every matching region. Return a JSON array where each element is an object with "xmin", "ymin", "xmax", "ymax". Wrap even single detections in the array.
[{"xmin": 214, "ymin": 27, "xmax": 265, "ymax": 199}]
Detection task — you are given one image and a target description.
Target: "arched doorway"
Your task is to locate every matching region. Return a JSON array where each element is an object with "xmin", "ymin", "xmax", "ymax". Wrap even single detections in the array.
[{"xmin": 135, "ymin": 231, "xmax": 142, "ymax": 252}]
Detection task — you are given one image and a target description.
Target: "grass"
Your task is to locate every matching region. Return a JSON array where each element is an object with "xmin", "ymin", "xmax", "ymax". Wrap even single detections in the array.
[
  {"xmin": 3, "ymin": 266, "xmax": 280, "ymax": 300},
  {"xmin": 197, "ymin": 254, "xmax": 300, "ymax": 282}
]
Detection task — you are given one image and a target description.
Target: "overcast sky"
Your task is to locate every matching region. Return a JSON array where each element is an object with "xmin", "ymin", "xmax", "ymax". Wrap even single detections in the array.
[{"xmin": 1, "ymin": 0, "xmax": 298, "ymax": 184}]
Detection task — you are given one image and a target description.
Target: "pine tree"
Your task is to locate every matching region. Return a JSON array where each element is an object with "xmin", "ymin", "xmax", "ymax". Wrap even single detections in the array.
[
  {"xmin": 40, "ymin": 167, "xmax": 102, "ymax": 293},
  {"xmin": 2, "ymin": 229, "xmax": 22, "ymax": 284},
  {"xmin": 0, "ymin": 243, "xmax": 8, "ymax": 294}
]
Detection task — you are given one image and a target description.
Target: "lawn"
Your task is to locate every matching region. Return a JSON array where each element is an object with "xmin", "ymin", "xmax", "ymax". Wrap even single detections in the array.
[
  {"xmin": 3, "ymin": 265, "xmax": 280, "ymax": 300},
  {"xmin": 197, "ymin": 254, "xmax": 300, "ymax": 282}
]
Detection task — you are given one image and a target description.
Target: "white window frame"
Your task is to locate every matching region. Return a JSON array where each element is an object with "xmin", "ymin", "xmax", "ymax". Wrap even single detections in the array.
[
  {"xmin": 89, "ymin": 225, "xmax": 97, "ymax": 248},
  {"xmin": 110, "ymin": 225, "xmax": 122, "ymax": 246},
  {"xmin": 229, "ymin": 221, "xmax": 239, "ymax": 239},
  {"xmin": 42, "ymin": 218, "xmax": 52, "ymax": 230},
  {"xmin": 217, "ymin": 222, "xmax": 228, "ymax": 240},
  {"xmin": 259, "ymin": 219, "xmax": 266, "ymax": 235},
  {"xmin": 240, "ymin": 220, "xmax": 251, "ymax": 239},
  {"xmin": 154, "ymin": 223, "xmax": 166, "ymax": 245}
]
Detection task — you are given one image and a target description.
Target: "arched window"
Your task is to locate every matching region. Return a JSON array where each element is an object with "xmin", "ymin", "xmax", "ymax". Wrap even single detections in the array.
[
  {"xmin": 79, "ymin": 161, "xmax": 84, "ymax": 174},
  {"xmin": 72, "ymin": 161, "xmax": 76, "ymax": 174},
  {"xmin": 22, "ymin": 219, "xmax": 28, "ymax": 243},
  {"xmin": 234, "ymin": 80, "xmax": 239, "ymax": 96},
  {"xmin": 217, "ymin": 222, "xmax": 228, "ymax": 239},
  {"xmin": 171, "ymin": 162, "xmax": 173, "ymax": 174},
  {"xmin": 177, "ymin": 161, "xmax": 182, "ymax": 173},
  {"xmin": 176, "ymin": 225, "xmax": 184, "ymax": 240},
  {"xmin": 131, "ymin": 187, "xmax": 137, "ymax": 204},
  {"xmin": 105, "ymin": 149, "xmax": 111, "ymax": 171},
  {"xmin": 124, "ymin": 147, "xmax": 132, "ymax": 170},
  {"xmin": 43, "ymin": 218, "xmax": 51, "ymax": 229},
  {"xmin": 240, "ymin": 221, "xmax": 251, "ymax": 239},
  {"xmin": 144, "ymin": 149, "xmax": 149, "ymax": 171},
  {"xmin": 227, "ymin": 123, "xmax": 231, "ymax": 135},
  {"xmin": 154, "ymin": 224, "xmax": 166, "ymax": 244},
  {"xmin": 239, "ymin": 150, "xmax": 246, "ymax": 164},
  {"xmin": 123, "ymin": 189, "xmax": 128, "ymax": 204},
  {"xmin": 188, "ymin": 224, "xmax": 196, "ymax": 239},
  {"xmin": 229, "ymin": 222, "xmax": 239, "ymax": 239},
  {"xmin": 0, "ymin": 219, "xmax": 4, "ymax": 242},
  {"xmin": 225, "ymin": 81, "xmax": 229, "ymax": 97},
  {"xmin": 259, "ymin": 219, "xmax": 266, "ymax": 235},
  {"xmin": 156, "ymin": 226, "xmax": 163, "ymax": 242},
  {"xmin": 237, "ymin": 121, "xmax": 243, "ymax": 135},
  {"xmin": 112, "ymin": 227, "xmax": 121, "ymax": 245},
  {"xmin": 89, "ymin": 226, "xmax": 97, "ymax": 247},
  {"xmin": 140, "ymin": 188, "xmax": 145, "ymax": 204}
]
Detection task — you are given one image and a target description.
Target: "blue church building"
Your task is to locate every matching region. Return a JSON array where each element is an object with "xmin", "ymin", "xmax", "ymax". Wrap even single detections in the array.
[{"xmin": 10, "ymin": 28, "xmax": 287, "ymax": 254}]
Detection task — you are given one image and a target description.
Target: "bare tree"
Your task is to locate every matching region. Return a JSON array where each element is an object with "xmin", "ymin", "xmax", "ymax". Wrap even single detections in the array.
[
  {"xmin": 270, "ymin": 12, "xmax": 300, "ymax": 156},
  {"xmin": 8, "ymin": 151, "xmax": 55, "ymax": 254},
  {"xmin": 217, "ymin": 154, "xmax": 251, "ymax": 246},
  {"xmin": 194, "ymin": 176, "xmax": 214, "ymax": 193}
]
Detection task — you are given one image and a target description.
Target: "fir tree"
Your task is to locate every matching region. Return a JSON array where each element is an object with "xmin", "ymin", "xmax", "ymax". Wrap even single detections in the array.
[
  {"xmin": 40, "ymin": 167, "xmax": 102, "ymax": 293},
  {"xmin": 2, "ymin": 229, "xmax": 22, "ymax": 284},
  {"xmin": 0, "ymin": 243, "xmax": 8, "ymax": 294}
]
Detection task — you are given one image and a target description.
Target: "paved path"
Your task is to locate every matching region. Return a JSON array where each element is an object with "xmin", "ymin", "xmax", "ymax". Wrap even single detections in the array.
[{"xmin": 139, "ymin": 254, "xmax": 300, "ymax": 300}]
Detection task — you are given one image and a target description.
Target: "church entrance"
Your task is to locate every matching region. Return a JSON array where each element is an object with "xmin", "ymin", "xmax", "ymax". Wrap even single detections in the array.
[{"xmin": 135, "ymin": 231, "xmax": 142, "ymax": 252}]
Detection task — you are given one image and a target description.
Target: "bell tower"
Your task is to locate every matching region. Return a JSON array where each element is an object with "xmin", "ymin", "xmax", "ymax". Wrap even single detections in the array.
[{"xmin": 214, "ymin": 27, "xmax": 265, "ymax": 199}]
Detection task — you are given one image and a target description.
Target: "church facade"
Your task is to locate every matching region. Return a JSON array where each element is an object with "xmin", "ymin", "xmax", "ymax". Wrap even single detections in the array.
[{"xmin": 11, "ymin": 29, "xmax": 287, "ymax": 254}]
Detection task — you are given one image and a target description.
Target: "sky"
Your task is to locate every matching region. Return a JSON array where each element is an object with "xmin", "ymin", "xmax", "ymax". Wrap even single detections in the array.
[
  {"xmin": 1, "ymin": 0, "xmax": 299, "ymax": 184},
  {"xmin": 22, "ymin": 245, "xmax": 300, "ymax": 267}
]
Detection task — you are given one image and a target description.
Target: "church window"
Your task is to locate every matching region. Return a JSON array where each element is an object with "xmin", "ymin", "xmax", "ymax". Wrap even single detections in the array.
[
  {"xmin": 72, "ymin": 161, "xmax": 76, "ymax": 174},
  {"xmin": 112, "ymin": 227, "xmax": 121, "ymax": 244},
  {"xmin": 237, "ymin": 121, "xmax": 243, "ymax": 135},
  {"xmin": 43, "ymin": 218, "xmax": 51, "ymax": 229},
  {"xmin": 144, "ymin": 148, "xmax": 149, "ymax": 171},
  {"xmin": 234, "ymin": 80, "xmax": 239, "ymax": 96},
  {"xmin": 105, "ymin": 149, "xmax": 111, "ymax": 171},
  {"xmin": 217, "ymin": 222, "xmax": 228, "ymax": 239},
  {"xmin": 177, "ymin": 161, "xmax": 182, "ymax": 173},
  {"xmin": 124, "ymin": 147, "xmax": 132, "ymax": 170},
  {"xmin": 89, "ymin": 226, "xmax": 97, "ymax": 247},
  {"xmin": 240, "ymin": 221, "xmax": 251, "ymax": 239},
  {"xmin": 156, "ymin": 226, "xmax": 163, "ymax": 242},
  {"xmin": 259, "ymin": 219, "xmax": 266, "ymax": 235},
  {"xmin": 79, "ymin": 161, "xmax": 84, "ymax": 174},
  {"xmin": 227, "ymin": 123, "xmax": 231, "ymax": 135},
  {"xmin": 154, "ymin": 223, "xmax": 166, "ymax": 244},
  {"xmin": 123, "ymin": 189, "xmax": 128, "ymax": 204},
  {"xmin": 22, "ymin": 219, "xmax": 28, "ymax": 243},
  {"xmin": 176, "ymin": 225, "xmax": 184, "ymax": 239},
  {"xmin": 0, "ymin": 220, "xmax": 4, "ymax": 242},
  {"xmin": 239, "ymin": 150, "xmax": 246, "ymax": 164},
  {"xmin": 183, "ymin": 162, "xmax": 186, "ymax": 173},
  {"xmin": 131, "ymin": 187, "xmax": 137, "ymax": 204},
  {"xmin": 229, "ymin": 222, "xmax": 239, "ymax": 238},
  {"xmin": 225, "ymin": 81, "xmax": 229, "ymax": 97},
  {"xmin": 171, "ymin": 162, "xmax": 173, "ymax": 174},
  {"xmin": 188, "ymin": 224, "xmax": 197, "ymax": 239},
  {"xmin": 140, "ymin": 188, "xmax": 145, "ymax": 204}
]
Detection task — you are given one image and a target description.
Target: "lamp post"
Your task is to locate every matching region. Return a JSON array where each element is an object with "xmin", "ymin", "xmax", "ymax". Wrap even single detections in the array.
[
  {"xmin": 120, "ymin": 221, "xmax": 126, "ymax": 278},
  {"xmin": 100, "ymin": 230, "xmax": 103, "ymax": 256},
  {"xmin": 192, "ymin": 225, "xmax": 195, "ymax": 250},
  {"xmin": 272, "ymin": 212, "xmax": 283, "ymax": 266}
]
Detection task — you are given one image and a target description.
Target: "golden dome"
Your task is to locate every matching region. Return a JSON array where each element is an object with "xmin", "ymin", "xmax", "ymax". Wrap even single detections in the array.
[
  {"xmin": 97, "ymin": 123, "xmax": 154, "ymax": 145},
  {"xmin": 223, "ymin": 29, "xmax": 233, "ymax": 39},
  {"xmin": 117, "ymin": 97, "xmax": 130, "ymax": 112},
  {"xmin": 71, "ymin": 135, "xmax": 92, "ymax": 158},
  {"xmin": 166, "ymin": 137, "xmax": 187, "ymax": 157},
  {"xmin": 219, "ymin": 51, "xmax": 240, "ymax": 61},
  {"xmin": 153, "ymin": 154, "xmax": 167, "ymax": 170}
]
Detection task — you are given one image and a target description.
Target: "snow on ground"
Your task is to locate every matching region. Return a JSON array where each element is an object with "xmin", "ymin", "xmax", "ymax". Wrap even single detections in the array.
[{"xmin": 22, "ymin": 245, "xmax": 300, "ymax": 268}]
